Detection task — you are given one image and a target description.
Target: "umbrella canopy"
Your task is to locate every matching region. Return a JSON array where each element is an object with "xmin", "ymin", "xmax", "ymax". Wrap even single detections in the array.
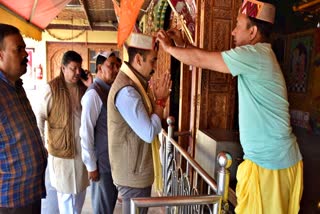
[{"xmin": 0, "ymin": 0, "xmax": 71, "ymax": 40}]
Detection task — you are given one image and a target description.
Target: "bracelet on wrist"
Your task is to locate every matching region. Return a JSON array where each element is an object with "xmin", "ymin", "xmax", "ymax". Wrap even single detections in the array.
[{"xmin": 155, "ymin": 99, "xmax": 166, "ymax": 108}]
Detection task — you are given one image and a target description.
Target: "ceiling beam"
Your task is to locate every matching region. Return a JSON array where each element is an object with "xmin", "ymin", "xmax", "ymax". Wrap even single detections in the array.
[
  {"xmin": 79, "ymin": 0, "xmax": 93, "ymax": 30},
  {"xmin": 46, "ymin": 23, "xmax": 117, "ymax": 31},
  {"xmin": 293, "ymin": 0, "xmax": 320, "ymax": 12},
  {"xmin": 29, "ymin": 0, "xmax": 39, "ymax": 22}
]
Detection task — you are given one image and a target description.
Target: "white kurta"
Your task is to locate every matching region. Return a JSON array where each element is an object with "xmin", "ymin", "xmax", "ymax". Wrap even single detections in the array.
[{"xmin": 37, "ymin": 83, "xmax": 89, "ymax": 194}]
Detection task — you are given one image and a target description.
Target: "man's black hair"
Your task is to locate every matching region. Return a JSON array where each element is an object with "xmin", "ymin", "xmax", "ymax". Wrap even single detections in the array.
[
  {"xmin": 61, "ymin": 50, "xmax": 83, "ymax": 66},
  {"xmin": 247, "ymin": 17, "xmax": 274, "ymax": 41},
  {"xmin": 58, "ymin": 50, "xmax": 83, "ymax": 83},
  {"xmin": 95, "ymin": 52, "xmax": 116, "ymax": 72},
  {"xmin": 96, "ymin": 53, "xmax": 116, "ymax": 67},
  {"xmin": 127, "ymin": 47, "xmax": 149, "ymax": 64},
  {"xmin": 0, "ymin": 24, "xmax": 20, "ymax": 49}
]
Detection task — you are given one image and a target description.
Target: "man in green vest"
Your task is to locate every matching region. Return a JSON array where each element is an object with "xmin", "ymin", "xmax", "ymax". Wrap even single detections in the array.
[{"xmin": 107, "ymin": 33, "xmax": 171, "ymax": 214}]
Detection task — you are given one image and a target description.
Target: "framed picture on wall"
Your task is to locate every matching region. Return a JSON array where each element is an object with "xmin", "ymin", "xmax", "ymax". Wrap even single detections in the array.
[
  {"xmin": 26, "ymin": 48, "xmax": 34, "ymax": 76},
  {"xmin": 285, "ymin": 31, "xmax": 314, "ymax": 93},
  {"xmin": 21, "ymin": 48, "xmax": 36, "ymax": 90}
]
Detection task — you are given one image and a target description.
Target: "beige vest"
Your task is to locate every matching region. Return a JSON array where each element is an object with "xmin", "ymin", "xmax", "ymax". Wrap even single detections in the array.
[
  {"xmin": 108, "ymin": 69, "xmax": 154, "ymax": 188},
  {"xmin": 47, "ymin": 76, "xmax": 86, "ymax": 158}
]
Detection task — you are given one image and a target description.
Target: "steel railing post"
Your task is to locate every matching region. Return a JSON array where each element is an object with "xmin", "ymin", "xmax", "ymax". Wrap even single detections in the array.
[{"xmin": 216, "ymin": 152, "xmax": 232, "ymax": 213}]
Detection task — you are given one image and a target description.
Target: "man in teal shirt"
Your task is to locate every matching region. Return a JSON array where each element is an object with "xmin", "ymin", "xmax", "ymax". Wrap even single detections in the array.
[{"xmin": 157, "ymin": 0, "xmax": 303, "ymax": 213}]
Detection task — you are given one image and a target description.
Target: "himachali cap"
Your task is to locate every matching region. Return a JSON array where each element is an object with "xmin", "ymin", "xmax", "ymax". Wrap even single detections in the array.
[
  {"xmin": 125, "ymin": 33, "xmax": 158, "ymax": 51},
  {"xmin": 94, "ymin": 51, "xmax": 117, "ymax": 71},
  {"xmin": 93, "ymin": 51, "xmax": 117, "ymax": 60},
  {"xmin": 240, "ymin": 0, "xmax": 276, "ymax": 24}
]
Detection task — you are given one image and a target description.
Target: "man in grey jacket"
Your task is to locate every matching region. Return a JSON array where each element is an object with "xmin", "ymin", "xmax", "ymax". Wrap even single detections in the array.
[{"xmin": 80, "ymin": 51, "xmax": 119, "ymax": 213}]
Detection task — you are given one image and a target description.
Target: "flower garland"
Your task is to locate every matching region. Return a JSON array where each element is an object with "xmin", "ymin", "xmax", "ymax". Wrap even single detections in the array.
[{"xmin": 45, "ymin": 29, "xmax": 86, "ymax": 41}]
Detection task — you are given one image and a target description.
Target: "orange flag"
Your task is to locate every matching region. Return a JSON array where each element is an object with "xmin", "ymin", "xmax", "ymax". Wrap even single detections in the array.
[{"xmin": 117, "ymin": 0, "xmax": 144, "ymax": 47}]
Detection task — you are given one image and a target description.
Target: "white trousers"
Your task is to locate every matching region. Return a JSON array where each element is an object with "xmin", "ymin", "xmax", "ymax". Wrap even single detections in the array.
[{"xmin": 57, "ymin": 190, "xmax": 86, "ymax": 214}]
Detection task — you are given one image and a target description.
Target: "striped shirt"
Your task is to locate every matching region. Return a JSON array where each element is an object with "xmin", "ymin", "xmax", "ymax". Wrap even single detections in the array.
[{"xmin": 0, "ymin": 71, "xmax": 47, "ymax": 207}]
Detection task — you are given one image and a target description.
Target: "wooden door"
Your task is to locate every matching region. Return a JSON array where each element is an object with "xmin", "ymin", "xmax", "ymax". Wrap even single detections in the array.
[
  {"xmin": 196, "ymin": 0, "xmax": 242, "ymax": 130},
  {"xmin": 154, "ymin": 0, "xmax": 241, "ymax": 153},
  {"xmin": 46, "ymin": 42, "xmax": 120, "ymax": 81}
]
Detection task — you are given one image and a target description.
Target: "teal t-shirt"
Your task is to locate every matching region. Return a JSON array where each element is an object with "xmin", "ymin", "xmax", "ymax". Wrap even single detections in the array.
[{"xmin": 222, "ymin": 43, "xmax": 302, "ymax": 169}]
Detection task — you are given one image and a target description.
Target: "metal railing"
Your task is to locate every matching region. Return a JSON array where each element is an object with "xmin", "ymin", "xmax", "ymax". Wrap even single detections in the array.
[{"xmin": 130, "ymin": 116, "xmax": 233, "ymax": 214}]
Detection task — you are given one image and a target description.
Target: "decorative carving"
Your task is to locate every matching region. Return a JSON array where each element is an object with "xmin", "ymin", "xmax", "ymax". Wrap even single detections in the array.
[
  {"xmin": 211, "ymin": 20, "xmax": 231, "ymax": 51},
  {"xmin": 208, "ymin": 83, "xmax": 229, "ymax": 92},
  {"xmin": 214, "ymin": 0, "xmax": 232, "ymax": 8},
  {"xmin": 197, "ymin": 0, "xmax": 238, "ymax": 130},
  {"xmin": 208, "ymin": 94, "xmax": 228, "ymax": 128},
  {"xmin": 211, "ymin": 9, "xmax": 232, "ymax": 19},
  {"xmin": 156, "ymin": 46, "xmax": 171, "ymax": 79},
  {"xmin": 209, "ymin": 71, "xmax": 229, "ymax": 82},
  {"xmin": 50, "ymin": 50, "xmax": 64, "ymax": 79}
]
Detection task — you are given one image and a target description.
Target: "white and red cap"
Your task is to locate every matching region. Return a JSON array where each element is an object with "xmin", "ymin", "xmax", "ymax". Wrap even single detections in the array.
[
  {"xmin": 93, "ymin": 51, "xmax": 118, "ymax": 60},
  {"xmin": 240, "ymin": 0, "xmax": 276, "ymax": 24},
  {"xmin": 125, "ymin": 33, "xmax": 158, "ymax": 50}
]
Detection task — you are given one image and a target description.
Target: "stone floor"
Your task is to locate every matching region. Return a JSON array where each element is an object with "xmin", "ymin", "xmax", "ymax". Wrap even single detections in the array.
[{"xmin": 42, "ymin": 177, "xmax": 164, "ymax": 214}]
